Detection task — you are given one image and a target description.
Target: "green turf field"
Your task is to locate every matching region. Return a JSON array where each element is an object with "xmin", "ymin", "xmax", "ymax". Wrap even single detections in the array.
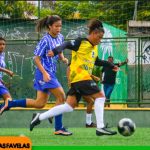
[{"xmin": 0, "ymin": 128, "xmax": 150, "ymax": 146}]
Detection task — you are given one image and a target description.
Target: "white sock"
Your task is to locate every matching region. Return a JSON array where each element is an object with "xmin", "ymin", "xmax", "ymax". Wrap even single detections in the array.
[
  {"xmin": 39, "ymin": 103, "xmax": 73, "ymax": 121},
  {"xmin": 86, "ymin": 113, "xmax": 92, "ymax": 125},
  {"xmin": 94, "ymin": 97, "xmax": 105, "ymax": 128}
]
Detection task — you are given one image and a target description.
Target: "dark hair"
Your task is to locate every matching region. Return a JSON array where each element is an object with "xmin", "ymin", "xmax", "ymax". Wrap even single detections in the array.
[
  {"xmin": 0, "ymin": 37, "xmax": 6, "ymax": 41},
  {"xmin": 87, "ymin": 19, "xmax": 104, "ymax": 34},
  {"xmin": 108, "ymin": 56, "xmax": 113, "ymax": 59},
  {"xmin": 36, "ymin": 15, "xmax": 62, "ymax": 32}
]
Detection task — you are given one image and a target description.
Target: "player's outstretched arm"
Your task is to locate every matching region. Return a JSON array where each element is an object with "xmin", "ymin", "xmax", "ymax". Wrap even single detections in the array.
[
  {"xmin": 49, "ymin": 37, "xmax": 82, "ymax": 56},
  {"xmin": 94, "ymin": 57, "xmax": 115, "ymax": 68},
  {"xmin": 0, "ymin": 67, "xmax": 14, "ymax": 77},
  {"xmin": 119, "ymin": 58, "xmax": 128, "ymax": 67}
]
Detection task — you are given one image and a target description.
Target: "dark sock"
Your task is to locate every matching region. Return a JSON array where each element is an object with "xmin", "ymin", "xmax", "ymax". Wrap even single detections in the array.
[
  {"xmin": 55, "ymin": 114, "xmax": 63, "ymax": 131},
  {"xmin": 3, "ymin": 99, "xmax": 26, "ymax": 109}
]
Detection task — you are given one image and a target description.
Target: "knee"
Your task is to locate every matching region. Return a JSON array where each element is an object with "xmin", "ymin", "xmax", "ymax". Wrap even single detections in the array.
[
  {"xmin": 88, "ymin": 100, "xmax": 94, "ymax": 105},
  {"xmin": 56, "ymin": 93, "xmax": 66, "ymax": 104},
  {"xmin": 34, "ymin": 100, "xmax": 46, "ymax": 109},
  {"xmin": 64, "ymin": 103, "xmax": 74, "ymax": 112},
  {"xmin": 36, "ymin": 103, "xmax": 45, "ymax": 109}
]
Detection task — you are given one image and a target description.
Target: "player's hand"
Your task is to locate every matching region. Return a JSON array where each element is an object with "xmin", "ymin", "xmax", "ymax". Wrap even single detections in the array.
[
  {"xmin": 125, "ymin": 58, "xmax": 128, "ymax": 63},
  {"xmin": 0, "ymin": 104, "xmax": 8, "ymax": 115},
  {"xmin": 112, "ymin": 66, "xmax": 119, "ymax": 72},
  {"xmin": 8, "ymin": 71, "xmax": 14, "ymax": 77},
  {"xmin": 62, "ymin": 57, "xmax": 68, "ymax": 65},
  {"xmin": 47, "ymin": 51, "xmax": 54, "ymax": 57},
  {"xmin": 43, "ymin": 72, "xmax": 51, "ymax": 82},
  {"xmin": 91, "ymin": 75, "xmax": 100, "ymax": 82}
]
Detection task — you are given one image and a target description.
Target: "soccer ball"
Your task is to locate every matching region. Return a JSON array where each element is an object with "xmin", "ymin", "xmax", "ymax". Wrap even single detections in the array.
[{"xmin": 117, "ymin": 118, "xmax": 136, "ymax": 136}]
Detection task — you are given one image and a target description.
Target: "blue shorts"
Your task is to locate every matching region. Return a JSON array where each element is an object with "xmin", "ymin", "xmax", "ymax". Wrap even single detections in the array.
[
  {"xmin": 33, "ymin": 70, "xmax": 61, "ymax": 94},
  {"xmin": 0, "ymin": 83, "xmax": 10, "ymax": 96}
]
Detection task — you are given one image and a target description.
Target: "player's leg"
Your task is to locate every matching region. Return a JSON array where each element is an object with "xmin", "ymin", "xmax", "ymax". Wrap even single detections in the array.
[
  {"xmin": 90, "ymin": 92, "xmax": 117, "ymax": 136},
  {"xmin": 0, "ymin": 90, "xmax": 49, "ymax": 114},
  {"xmin": 30, "ymin": 95, "xmax": 77, "ymax": 134},
  {"xmin": 0, "ymin": 85, "xmax": 25, "ymax": 114},
  {"xmin": 26, "ymin": 91, "xmax": 49, "ymax": 108},
  {"xmin": 0, "ymin": 72, "xmax": 51, "ymax": 114},
  {"xmin": 0, "ymin": 85, "xmax": 12, "ymax": 114},
  {"xmin": 77, "ymin": 80, "xmax": 117, "ymax": 136},
  {"xmin": 49, "ymin": 86, "xmax": 72, "ymax": 135},
  {"xmin": 83, "ymin": 96, "xmax": 96, "ymax": 128}
]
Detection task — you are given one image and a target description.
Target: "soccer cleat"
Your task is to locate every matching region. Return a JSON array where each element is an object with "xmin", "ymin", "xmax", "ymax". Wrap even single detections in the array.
[
  {"xmin": 30, "ymin": 113, "xmax": 41, "ymax": 131},
  {"xmin": 48, "ymin": 117, "xmax": 53, "ymax": 124},
  {"xmin": 96, "ymin": 127, "xmax": 117, "ymax": 136},
  {"xmin": 54, "ymin": 127, "xmax": 73, "ymax": 136},
  {"xmin": 86, "ymin": 122, "xmax": 96, "ymax": 128}
]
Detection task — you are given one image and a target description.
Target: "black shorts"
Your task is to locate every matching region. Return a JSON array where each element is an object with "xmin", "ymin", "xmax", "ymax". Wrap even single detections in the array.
[{"xmin": 67, "ymin": 80, "xmax": 100, "ymax": 102}]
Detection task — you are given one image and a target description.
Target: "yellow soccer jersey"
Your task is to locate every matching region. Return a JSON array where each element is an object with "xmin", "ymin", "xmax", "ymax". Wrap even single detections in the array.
[
  {"xmin": 53, "ymin": 37, "xmax": 115, "ymax": 84},
  {"xmin": 70, "ymin": 39, "xmax": 98, "ymax": 83}
]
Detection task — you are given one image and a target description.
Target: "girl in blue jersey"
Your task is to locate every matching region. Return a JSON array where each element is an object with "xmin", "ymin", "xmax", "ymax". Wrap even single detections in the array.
[
  {"xmin": 0, "ymin": 37, "xmax": 14, "ymax": 106},
  {"xmin": 0, "ymin": 15, "xmax": 72, "ymax": 136}
]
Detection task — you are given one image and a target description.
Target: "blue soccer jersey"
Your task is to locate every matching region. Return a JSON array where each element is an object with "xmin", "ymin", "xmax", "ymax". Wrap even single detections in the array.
[
  {"xmin": 34, "ymin": 33, "xmax": 64, "ymax": 74},
  {"xmin": 0, "ymin": 52, "xmax": 9, "ymax": 95},
  {"xmin": 33, "ymin": 33, "xmax": 64, "ymax": 93},
  {"xmin": 0, "ymin": 52, "xmax": 6, "ymax": 80}
]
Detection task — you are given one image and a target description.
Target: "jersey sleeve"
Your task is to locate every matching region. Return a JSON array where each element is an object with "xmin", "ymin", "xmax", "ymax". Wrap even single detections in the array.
[
  {"xmin": 114, "ymin": 63, "xmax": 120, "ymax": 67},
  {"xmin": 52, "ymin": 37, "xmax": 82, "ymax": 56},
  {"xmin": 115, "ymin": 61, "xmax": 127, "ymax": 67},
  {"xmin": 95, "ymin": 57, "xmax": 115, "ymax": 68},
  {"xmin": 34, "ymin": 38, "xmax": 47, "ymax": 57}
]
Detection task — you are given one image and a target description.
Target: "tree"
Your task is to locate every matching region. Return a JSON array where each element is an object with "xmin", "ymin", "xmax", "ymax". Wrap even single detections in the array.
[
  {"xmin": 34, "ymin": 7, "xmax": 53, "ymax": 18},
  {"xmin": 0, "ymin": 1, "xmax": 7, "ymax": 17},
  {"xmin": 48, "ymin": 1, "xmax": 149, "ymax": 31},
  {"xmin": 137, "ymin": 0, "xmax": 150, "ymax": 21},
  {"xmin": 53, "ymin": 1, "xmax": 77, "ymax": 19},
  {"xmin": 0, "ymin": 1, "xmax": 36, "ymax": 19}
]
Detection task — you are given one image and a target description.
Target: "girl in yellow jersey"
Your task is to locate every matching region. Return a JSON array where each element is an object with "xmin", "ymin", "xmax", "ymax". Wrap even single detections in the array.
[{"xmin": 30, "ymin": 19, "xmax": 118, "ymax": 136}]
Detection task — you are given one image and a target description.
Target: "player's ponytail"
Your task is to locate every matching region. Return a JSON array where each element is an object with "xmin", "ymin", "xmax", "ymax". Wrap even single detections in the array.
[
  {"xmin": 36, "ymin": 15, "xmax": 62, "ymax": 32},
  {"xmin": 87, "ymin": 19, "xmax": 104, "ymax": 34}
]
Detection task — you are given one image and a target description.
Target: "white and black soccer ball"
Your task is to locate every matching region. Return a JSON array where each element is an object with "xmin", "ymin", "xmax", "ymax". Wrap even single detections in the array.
[{"xmin": 117, "ymin": 118, "xmax": 136, "ymax": 136}]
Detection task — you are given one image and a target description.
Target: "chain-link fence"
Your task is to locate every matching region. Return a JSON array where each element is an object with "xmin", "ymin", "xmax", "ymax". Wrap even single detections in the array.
[{"xmin": 0, "ymin": 1, "xmax": 150, "ymax": 106}]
